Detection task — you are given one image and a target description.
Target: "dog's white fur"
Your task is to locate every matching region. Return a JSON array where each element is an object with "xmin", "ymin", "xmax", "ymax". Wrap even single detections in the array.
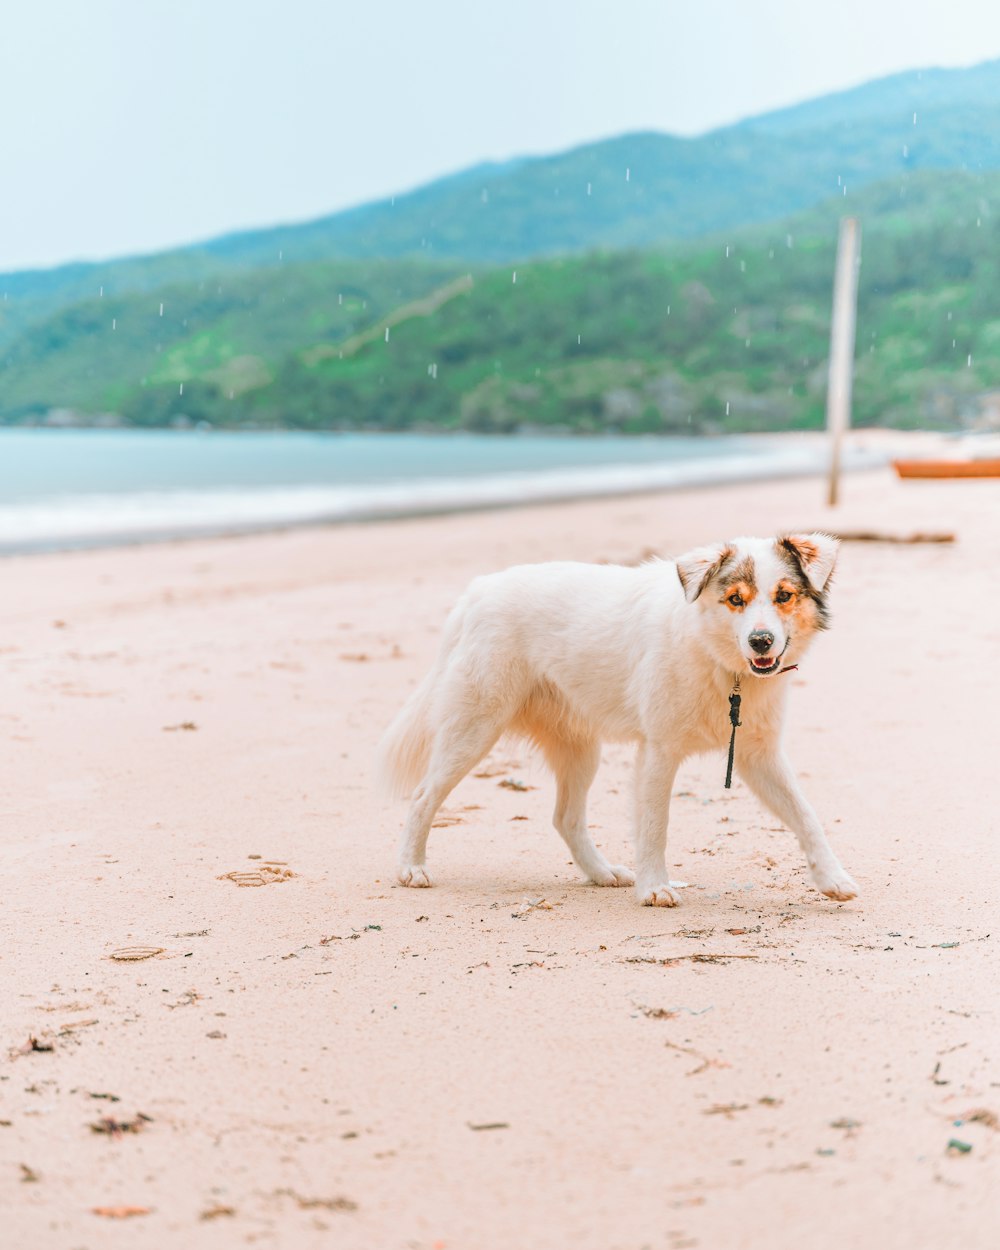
[{"xmin": 377, "ymin": 534, "xmax": 857, "ymax": 906}]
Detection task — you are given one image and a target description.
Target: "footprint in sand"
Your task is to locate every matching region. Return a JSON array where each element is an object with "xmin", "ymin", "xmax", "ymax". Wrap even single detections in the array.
[{"xmin": 218, "ymin": 863, "xmax": 295, "ymax": 887}]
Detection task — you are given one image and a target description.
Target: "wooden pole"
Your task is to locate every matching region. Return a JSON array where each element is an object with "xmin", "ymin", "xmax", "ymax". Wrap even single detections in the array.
[{"xmin": 826, "ymin": 216, "xmax": 862, "ymax": 507}]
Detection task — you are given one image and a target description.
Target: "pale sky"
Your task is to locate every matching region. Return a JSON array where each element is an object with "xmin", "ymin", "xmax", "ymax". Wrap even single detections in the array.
[{"xmin": 3, "ymin": 0, "xmax": 1000, "ymax": 272}]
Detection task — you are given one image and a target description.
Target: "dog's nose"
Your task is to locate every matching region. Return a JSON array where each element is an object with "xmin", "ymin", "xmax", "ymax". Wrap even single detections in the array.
[{"xmin": 748, "ymin": 630, "xmax": 774, "ymax": 654}]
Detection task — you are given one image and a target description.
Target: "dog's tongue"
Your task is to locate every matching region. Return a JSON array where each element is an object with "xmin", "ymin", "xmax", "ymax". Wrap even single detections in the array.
[{"xmin": 752, "ymin": 656, "xmax": 775, "ymax": 668}]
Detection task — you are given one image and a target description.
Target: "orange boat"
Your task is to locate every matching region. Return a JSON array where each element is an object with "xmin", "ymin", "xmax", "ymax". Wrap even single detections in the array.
[{"xmin": 893, "ymin": 458, "xmax": 1000, "ymax": 479}]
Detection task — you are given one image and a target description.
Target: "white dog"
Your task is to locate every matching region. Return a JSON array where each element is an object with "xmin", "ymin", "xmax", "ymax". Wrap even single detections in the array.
[{"xmin": 376, "ymin": 533, "xmax": 858, "ymax": 907}]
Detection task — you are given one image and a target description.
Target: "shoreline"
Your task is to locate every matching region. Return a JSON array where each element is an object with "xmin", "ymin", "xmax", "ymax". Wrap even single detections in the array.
[
  {"xmin": 0, "ymin": 459, "xmax": 883, "ymax": 557},
  {"xmin": 0, "ymin": 427, "xmax": 947, "ymax": 556}
]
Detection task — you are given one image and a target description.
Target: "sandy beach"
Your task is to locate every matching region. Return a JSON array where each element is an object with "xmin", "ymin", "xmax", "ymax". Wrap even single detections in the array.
[{"xmin": 2, "ymin": 468, "xmax": 998, "ymax": 1248}]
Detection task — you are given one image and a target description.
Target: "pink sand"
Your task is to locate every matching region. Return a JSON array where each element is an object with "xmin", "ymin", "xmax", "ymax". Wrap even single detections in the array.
[{"xmin": 2, "ymin": 469, "xmax": 997, "ymax": 1247}]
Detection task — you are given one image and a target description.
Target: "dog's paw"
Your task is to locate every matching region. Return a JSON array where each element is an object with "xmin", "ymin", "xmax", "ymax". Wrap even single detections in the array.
[
  {"xmin": 814, "ymin": 867, "xmax": 859, "ymax": 902},
  {"xmin": 636, "ymin": 881, "xmax": 682, "ymax": 907},
  {"xmin": 590, "ymin": 863, "xmax": 635, "ymax": 887},
  {"xmin": 398, "ymin": 864, "xmax": 432, "ymax": 888}
]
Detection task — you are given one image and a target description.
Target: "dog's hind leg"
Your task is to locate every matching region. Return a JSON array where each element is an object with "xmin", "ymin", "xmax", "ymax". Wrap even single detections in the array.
[
  {"xmin": 544, "ymin": 736, "xmax": 633, "ymax": 887},
  {"xmin": 736, "ymin": 746, "xmax": 858, "ymax": 902},
  {"xmin": 397, "ymin": 705, "xmax": 505, "ymax": 888}
]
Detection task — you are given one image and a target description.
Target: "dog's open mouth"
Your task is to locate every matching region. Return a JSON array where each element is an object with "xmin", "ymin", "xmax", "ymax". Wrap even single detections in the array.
[{"xmin": 748, "ymin": 655, "xmax": 782, "ymax": 676}]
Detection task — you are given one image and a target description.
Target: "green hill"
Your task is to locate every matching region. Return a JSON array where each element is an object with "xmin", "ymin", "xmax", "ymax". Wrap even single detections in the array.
[
  {"xmin": 5, "ymin": 60, "xmax": 1000, "ymax": 435},
  {"xmin": 232, "ymin": 172, "xmax": 1000, "ymax": 435},
  {"xmin": 4, "ymin": 168, "xmax": 997, "ymax": 435},
  {"xmin": 4, "ymin": 57, "xmax": 1000, "ymax": 359},
  {"xmin": 0, "ymin": 258, "xmax": 467, "ymax": 420}
]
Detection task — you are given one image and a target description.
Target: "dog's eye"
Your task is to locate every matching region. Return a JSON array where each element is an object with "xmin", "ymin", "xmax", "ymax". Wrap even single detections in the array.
[
  {"xmin": 727, "ymin": 593, "xmax": 744, "ymax": 608},
  {"xmin": 775, "ymin": 590, "xmax": 793, "ymax": 604}
]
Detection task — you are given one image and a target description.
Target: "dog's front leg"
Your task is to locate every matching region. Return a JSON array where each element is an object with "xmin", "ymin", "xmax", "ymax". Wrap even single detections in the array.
[
  {"xmin": 633, "ymin": 742, "xmax": 682, "ymax": 906},
  {"xmin": 737, "ymin": 746, "xmax": 858, "ymax": 901}
]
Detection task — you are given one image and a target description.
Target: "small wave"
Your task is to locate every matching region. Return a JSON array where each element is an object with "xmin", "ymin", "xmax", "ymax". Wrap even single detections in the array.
[{"xmin": 0, "ymin": 442, "xmax": 890, "ymax": 553}]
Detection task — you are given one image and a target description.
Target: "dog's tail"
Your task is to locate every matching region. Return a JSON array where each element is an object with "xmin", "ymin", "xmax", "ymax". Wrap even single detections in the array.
[
  {"xmin": 374, "ymin": 585, "xmax": 480, "ymax": 801},
  {"xmin": 373, "ymin": 671, "xmax": 436, "ymax": 801}
]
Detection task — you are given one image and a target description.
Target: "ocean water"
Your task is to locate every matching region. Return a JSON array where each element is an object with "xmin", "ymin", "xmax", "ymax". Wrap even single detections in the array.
[{"xmin": 0, "ymin": 428, "xmax": 887, "ymax": 553}]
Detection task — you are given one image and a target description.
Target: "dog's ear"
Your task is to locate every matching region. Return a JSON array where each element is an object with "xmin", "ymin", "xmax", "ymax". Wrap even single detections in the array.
[
  {"xmin": 778, "ymin": 532, "xmax": 839, "ymax": 592},
  {"xmin": 675, "ymin": 542, "xmax": 734, "ymax": 603}
]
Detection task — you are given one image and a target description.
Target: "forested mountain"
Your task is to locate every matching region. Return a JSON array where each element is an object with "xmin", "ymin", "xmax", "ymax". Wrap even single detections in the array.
[{"xmin": 3, "ymin": 59, "xmax": 1000, "ymax": 433}]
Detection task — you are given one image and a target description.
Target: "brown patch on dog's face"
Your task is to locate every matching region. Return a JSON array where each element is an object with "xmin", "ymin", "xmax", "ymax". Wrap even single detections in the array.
[
  {"xmin": 717, "ymin": 555, "xmax": 757, "ymax": 611},
  {"xmin": 720, "ymin": 579, "xmax": 756, "ymax": 612},
  {"xmin": 791, "ymin": 594, "xmax": 823, "ymax": 636},
  {"xmin": 775, "ymin": 576, "xmax": 824, "ymax": 638},
  {"xmin": 772, "ymin": 578, "xmax": 799, "ymax": 618},
  {"xmin": 775, "ymin": 552, "xmax": 830, "ymax": 635}
]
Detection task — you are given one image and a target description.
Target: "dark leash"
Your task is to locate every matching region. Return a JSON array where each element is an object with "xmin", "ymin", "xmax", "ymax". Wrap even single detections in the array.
[
  {"xmin": 724, "ymin": 676, "xmax": 742, "ymax": 789},
  {"xmin": 723, "ymin": 665, "xmax": 799, "ymax": 789}
]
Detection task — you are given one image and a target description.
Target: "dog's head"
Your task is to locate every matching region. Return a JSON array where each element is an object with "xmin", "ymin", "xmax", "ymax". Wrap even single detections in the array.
[{"xmin": 674, "ymin": 533, "xmax": 838, "ymax": 678}]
